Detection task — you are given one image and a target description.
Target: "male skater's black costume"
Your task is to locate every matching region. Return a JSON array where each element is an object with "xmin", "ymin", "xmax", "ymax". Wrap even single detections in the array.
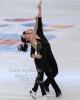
[{"xmin": 31, "ymin": 17, "xmax": 61, "ymax": 97}]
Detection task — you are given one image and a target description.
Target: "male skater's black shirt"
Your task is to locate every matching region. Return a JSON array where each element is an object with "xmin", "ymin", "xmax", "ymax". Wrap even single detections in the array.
[{"xmin": 31, "ymin": 17, "xmax": 58, "ymax": 75}]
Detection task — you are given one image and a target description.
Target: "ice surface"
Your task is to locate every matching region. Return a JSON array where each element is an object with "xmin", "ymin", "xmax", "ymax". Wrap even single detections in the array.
[{"xmin": 0, "ymin": 0, "xmax": 80, "ymax": 100}]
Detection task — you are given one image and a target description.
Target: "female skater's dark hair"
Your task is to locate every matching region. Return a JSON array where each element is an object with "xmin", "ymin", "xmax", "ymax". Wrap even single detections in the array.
[
  {"xmin": 18, "ymin": 31, "xmax": 29, "ymax": 52},
  {"xmin": 21, "ymin": 31, "xmax": 30, "ymax": 43},
  {"xmin": 21, "ymin": 36, "xmax": 26, "ymax": 43},
  {"xmin": 18, "ymin": 43, "xmax": 28, "ymax": 52}
]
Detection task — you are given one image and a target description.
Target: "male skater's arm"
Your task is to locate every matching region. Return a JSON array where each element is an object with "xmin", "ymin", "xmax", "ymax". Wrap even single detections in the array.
[{"xmin": 31, "ymin": 46, "xmax": 42, "ymax": 59}]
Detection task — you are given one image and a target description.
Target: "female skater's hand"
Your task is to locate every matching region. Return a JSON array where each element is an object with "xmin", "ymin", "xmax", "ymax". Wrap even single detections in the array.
[{"xmin": 37, "ymin": 0, "xmax": 42, "ymax": 9}]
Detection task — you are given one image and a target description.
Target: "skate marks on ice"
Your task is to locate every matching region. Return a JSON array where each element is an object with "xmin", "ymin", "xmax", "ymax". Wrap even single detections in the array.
[
  {"xmin": 36, "ymin": 95, "xmax": 80, "ymax": 100},
  {"xmin": 0, "ymin": 92, "xmax": 33, "ymax": 100},
  {"xmin": 30, "ymin": 95, "xmax": 61, "ymax": 100}
]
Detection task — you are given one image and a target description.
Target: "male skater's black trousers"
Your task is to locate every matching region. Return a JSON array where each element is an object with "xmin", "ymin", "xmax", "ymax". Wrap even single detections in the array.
[
  {"xmin": 32, "ymin": 68, "xmax": 61, "ymax": 95},
  {"xmin": 44, "ymin": 44, "xmax": 58, "ymax": 88}
]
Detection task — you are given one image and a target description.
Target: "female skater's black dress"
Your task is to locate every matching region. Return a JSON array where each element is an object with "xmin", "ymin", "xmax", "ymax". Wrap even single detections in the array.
[{"xmin": 31, "ymin": 39, "xmax": 50, "ymax": 95}]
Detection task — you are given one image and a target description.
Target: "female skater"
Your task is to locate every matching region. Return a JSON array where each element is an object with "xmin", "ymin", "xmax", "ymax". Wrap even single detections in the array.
[{"xmin": 20, "ymin": 0, "xmax": 62, "ymax": 99}]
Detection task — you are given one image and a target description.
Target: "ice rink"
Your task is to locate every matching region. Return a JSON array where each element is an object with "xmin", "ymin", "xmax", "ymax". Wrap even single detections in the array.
[{"xmin": 0, "ymin": 0, "xmax": 80, "ymax": 100}]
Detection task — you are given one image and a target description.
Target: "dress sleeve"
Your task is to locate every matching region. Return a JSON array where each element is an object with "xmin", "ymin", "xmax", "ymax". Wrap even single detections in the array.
[
  {"xmin": 37, "ymin": 17, "xmax": 43, "ymax": 34},
  {"xmin": 37, "ymin": 17, "xmax": 48, "ymax": 42}
]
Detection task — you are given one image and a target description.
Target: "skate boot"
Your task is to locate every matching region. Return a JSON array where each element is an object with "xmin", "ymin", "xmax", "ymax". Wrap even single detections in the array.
[
  {"xmin": 56, "ymin": 91, "xmax": 62, "ymax": 97},
  {"xmin": 30, "ymin": 90, "xmax": 36, "ymax": 99}
]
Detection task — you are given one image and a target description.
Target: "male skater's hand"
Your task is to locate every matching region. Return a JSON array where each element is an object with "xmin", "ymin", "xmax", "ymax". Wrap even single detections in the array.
[
  {"xmin": 35, "ymin": 54, "xmax": 42, "ymax": 59},
  {"xmin": 31, "ymin": 54, "xmax": 42, "ymax": 59}
]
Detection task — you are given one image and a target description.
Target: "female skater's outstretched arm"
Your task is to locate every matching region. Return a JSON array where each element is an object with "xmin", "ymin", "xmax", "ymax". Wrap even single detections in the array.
[
  {"xmin": 31, "ymin": 0, "xmax": 42, "ymax": 41},
  {"xmin": 30, "ymin": 0, "xmax": 47, "ymax": 43},
  {"xmin": 36, "ymin": 0, "xmax": 49, "ymax": 43}
]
